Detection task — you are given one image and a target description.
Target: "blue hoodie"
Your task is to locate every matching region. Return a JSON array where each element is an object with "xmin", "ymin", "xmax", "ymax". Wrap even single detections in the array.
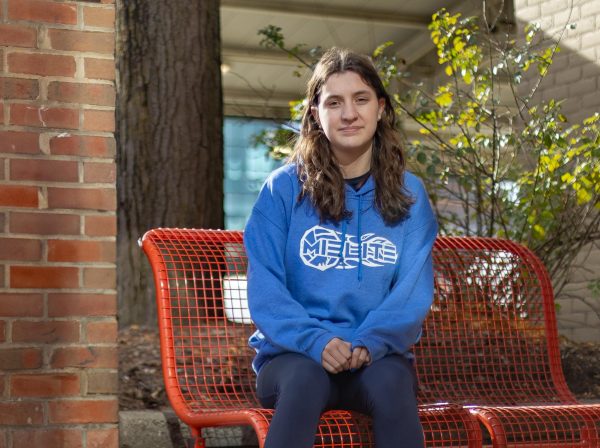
[{"xmin": 244, "ymin": 164, "xmax": 438, "ymax": 374}]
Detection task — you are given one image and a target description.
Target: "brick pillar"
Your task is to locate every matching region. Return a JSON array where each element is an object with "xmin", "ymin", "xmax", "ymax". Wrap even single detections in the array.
[{"xmin": 0, "ymin": 0, "xmax": 117, "ymax": 447}]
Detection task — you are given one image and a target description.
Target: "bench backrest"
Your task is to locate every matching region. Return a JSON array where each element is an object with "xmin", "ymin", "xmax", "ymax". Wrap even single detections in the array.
[{"xmin": 141, "ymin": 229, "xmax": 575, "ymax": 413}]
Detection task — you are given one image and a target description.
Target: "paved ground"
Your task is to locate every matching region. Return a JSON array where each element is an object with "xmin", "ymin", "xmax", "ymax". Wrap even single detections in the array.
[{"xmin": 119, "ymin": 410, "xmax": 258, "ymax": 448}]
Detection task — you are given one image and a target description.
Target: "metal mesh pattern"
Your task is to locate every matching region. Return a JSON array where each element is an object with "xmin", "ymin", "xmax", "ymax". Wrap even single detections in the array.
[
  {"xmin": 199, "ymin": 406, "xmax": 480, "ymax": 448},
  {"xmin": 141, "ymin": 229, "xmax": 600, "ymax": 447},
  {"xmin": 472, "ymin": 404, "xmax": 600, "ymax": 446},
  {"xmin": 416, "ymin": 236, "xmax": 571, "ymax": 406}
]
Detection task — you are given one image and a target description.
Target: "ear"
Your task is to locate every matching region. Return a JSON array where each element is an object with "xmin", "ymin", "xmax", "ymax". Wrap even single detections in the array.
[
  {"xmin": 311, "ymin": 106, "xmax": 320, "ymax": 127},
  {"xmin": 377, "ymin": 98, "xmax": 385, "ymax": 121}
]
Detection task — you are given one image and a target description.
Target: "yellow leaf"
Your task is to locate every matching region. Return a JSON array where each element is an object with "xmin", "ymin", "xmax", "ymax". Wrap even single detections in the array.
[
  {"xmin": 454, "ymin": 38, "xmax": 466, "ymax": 52},
  {"xmin": 435, "ymin": 92, "xmax": 454, "ymax": 107},
  {"xmin": 581, "ymin": 177, "xmax": 593, "ymax": 188},
  {"xmin": 561, "ymin": 172, "xmax": 574, "ymax": 183},
  {"xmin": 577, "ymin": 188, "xmax": 592, "ymax": 204},
  {"xmin": 445, "ymin": 65, "xmax": 453, "ymax": 76},
  {"xmin": 533, "ymin": 224, "xmax": 546, "ymax": 239},
  {"xmin": 544, "ymin": 156, "xmax": 560, "ymax": 173}
]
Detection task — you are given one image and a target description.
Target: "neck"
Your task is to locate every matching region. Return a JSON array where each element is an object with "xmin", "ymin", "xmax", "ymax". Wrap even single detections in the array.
[{"xmin": 336, "ymin": 146, "xmax": 372, "ymax": 179}]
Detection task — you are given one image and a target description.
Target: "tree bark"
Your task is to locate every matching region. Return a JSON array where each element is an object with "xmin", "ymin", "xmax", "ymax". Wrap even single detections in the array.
[{"xmin": 116, "ymin": 0, "xmax": 223, "ymax": 327}]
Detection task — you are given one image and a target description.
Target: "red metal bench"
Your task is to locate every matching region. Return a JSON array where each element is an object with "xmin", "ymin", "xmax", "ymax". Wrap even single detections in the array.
[{"xmin": 141, "ymin": 228, "xmax": 600, "ymax": 447}]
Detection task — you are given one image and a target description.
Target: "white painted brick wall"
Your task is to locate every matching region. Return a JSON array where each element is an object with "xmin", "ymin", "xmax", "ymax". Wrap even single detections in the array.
[
  {"xmin": 545, "ymin": 0, "xmax": 575, "ymax": 15},
  {"xmin": 571, "ymin": 48, "xmax": 597, "ymax": 65},
  {"xmin": 582, "ymin": 60, "xmax": 600, "ymax": 76},
  {"xmin": 568, "ymin": 76, "xmax": 596, "ymax": 96},
  {"xmin": 581, "ymin": 0, "xmax": 600, "ymax": 15},
  {"xmin": 555, "ymin": 65, "xmax": 582, "ymax": 83},
  {"xmin": 553, "ymin": 6, "xmax": 580, "ymax": 26},
  {"xmin": 514, "ymin": 0, "xmax": 600, "ymax": 341},
  {"xmin": 518, "ymin": 3, "xmax": 542, "ymax": 20}
]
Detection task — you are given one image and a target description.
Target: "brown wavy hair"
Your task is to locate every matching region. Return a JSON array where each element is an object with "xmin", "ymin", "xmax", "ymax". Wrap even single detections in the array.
[{"xmin": 290, "ymin": 47, "xmax": 414, "ymax": 224}]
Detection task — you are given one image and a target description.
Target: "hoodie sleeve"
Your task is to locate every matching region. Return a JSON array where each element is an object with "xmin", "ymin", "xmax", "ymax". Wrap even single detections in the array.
[
  {"xmin": 351, "ymin": 176, "xmax": 438, "ymax": 362},
  {"xmin": 244, "ymin": 171, "xmax": 338, "ymax": 364}
]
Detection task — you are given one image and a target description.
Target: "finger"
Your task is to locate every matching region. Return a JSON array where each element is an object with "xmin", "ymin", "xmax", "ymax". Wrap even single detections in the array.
[
  {"xmin": 334, "ymin": 346, "xmax": 352, "ymax": 366},
  {"xmin": 350, "ymin": 348, "xmax": 361, "ymax": 369},
  {"xmin": 356, "ymin": 353, "xmax": 365, "ymax": 369},
  {"xmin": 352, "ymin": 348, "xmax": 369, "ymax": 369},
  {"xmin": 358, "ymin": 349, "xmax": 370, "ymax": 369},
  {"xmin": 323, "ymin": 350, "xmax": 346, "ymax": 371},
  {"xmin": 331, "ymin": 340, "xmax": 352, "ymax": 359},
  {"xmin": 323, "ymin": 339, "xmax": 352, "ymax": 371},
  {"xmin": 341, "ymin": 340, "xmax": 352, "ymax": 352},
  {"xmin": 324, "ymin": 339, "xmax": 348, "ymax": 360},
  {"xmin": 329, "ymin": 343, "xmax": 351, "ymax": 364},
  {"xmin": 322, "ymin": 359, "xmax": 337, "ymax": 373},
  {"xmin": 359, "ymin": 348, "xmax": 369, "ymax": 361},
  {"xmin": 332, "ymin": 351, "xmax": 351, "ymax": 370}
]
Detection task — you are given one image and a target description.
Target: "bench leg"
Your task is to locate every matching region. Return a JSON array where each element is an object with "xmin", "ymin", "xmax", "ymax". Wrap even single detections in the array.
[{"xmin": 188, "ymin": 427, "xmax": 206, "ymax": 448}]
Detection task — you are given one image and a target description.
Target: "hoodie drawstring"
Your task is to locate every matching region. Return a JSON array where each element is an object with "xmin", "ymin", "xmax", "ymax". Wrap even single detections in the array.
[
  {"xmin": 357, "ymin": 194, "xmax": 363, "ymax": 282},
  {"xmin": 339, "ymin": 181, "xmax": 369, "ymax": 280},
  {"xmin": 339, "ymin": 219, "xmax": 347, "ymax": 268}
]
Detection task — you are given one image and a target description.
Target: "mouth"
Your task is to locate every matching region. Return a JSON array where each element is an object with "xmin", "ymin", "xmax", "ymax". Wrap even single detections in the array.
[{"xmin": 339, "ymin": 126, "xmax": 362, "ymax": 133}]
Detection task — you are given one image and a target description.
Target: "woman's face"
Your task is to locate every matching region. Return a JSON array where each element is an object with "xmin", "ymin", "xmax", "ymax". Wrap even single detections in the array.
[{"xmin": 312, "ymin": 71, "xmax": 384, "ymax": 165}]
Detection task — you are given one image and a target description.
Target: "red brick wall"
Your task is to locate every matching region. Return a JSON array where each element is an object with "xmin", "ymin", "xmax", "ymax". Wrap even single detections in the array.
[{"xmin": 0, "ymin": 0, "xmax": 117, "ymax": 446}]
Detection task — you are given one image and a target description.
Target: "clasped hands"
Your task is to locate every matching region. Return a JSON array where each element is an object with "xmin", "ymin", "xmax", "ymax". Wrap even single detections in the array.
[{"xmin": 321, "ymin": 337, "xmax": 371, "ymax": 374}]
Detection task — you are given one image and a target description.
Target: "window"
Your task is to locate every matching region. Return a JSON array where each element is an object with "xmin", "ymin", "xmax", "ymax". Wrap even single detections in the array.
[{"xmin": 224, "ymin": 117, "xmax": 283, "ymax": 229}]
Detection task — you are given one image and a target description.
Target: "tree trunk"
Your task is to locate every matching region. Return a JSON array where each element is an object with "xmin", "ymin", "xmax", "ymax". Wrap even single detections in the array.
[{"xmin": 116, "ymin": 0, "xmax": 223, "ymax": 327}]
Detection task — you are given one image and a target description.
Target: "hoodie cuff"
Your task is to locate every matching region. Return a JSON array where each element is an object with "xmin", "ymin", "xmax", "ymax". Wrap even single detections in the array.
[
  {"xmin": 352, "ymin": 337, "xmax": 386, "ymax": 363},
  {"xmin": 306, "ymin": 332, "xmax": 336, "ymax": 365}
]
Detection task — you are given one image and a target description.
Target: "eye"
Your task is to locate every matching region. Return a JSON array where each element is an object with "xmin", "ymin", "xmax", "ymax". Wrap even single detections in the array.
[
  {"xmin": 356, "ymin": 97, "xmax": 369, "ymax": 104},
  {"xmin": 326, "ymin": 100, "xmax": 340, "ymax": 108}
]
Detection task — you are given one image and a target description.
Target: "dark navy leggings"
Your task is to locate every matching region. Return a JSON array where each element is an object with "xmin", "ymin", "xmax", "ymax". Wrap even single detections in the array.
[{"xmin": 256, "ymin": 352, "xmax": 424, "ymax": 448}]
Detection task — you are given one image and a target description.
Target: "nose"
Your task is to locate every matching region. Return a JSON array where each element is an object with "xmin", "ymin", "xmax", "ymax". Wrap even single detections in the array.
[{"xmin": 341, "ymin": 102, "xmax": 358, "ymax": 122}]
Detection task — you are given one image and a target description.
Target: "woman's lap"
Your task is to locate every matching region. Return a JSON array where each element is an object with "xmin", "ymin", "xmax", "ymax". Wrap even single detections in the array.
[{"xmin": 256, "ymin": 352, "xmax": 423, "ymax": 448}]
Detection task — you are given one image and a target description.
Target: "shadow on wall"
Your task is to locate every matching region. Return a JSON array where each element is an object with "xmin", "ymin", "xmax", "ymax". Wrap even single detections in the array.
[
  {"xmin": 515, "ymin": 14, "xmax": 600, "ymax": 341},
  {"xmin": 519, "ymin": 24, "xmax": 600, "ymax": 124}
]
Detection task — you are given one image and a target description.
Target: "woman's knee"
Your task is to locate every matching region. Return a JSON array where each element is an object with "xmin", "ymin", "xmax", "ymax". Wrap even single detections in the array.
[
  {"xmin": 279, "ymin": 355, "xmax": 330, "ymax": 394},
  {"xmin": 258, "ymin": 353, "xmax": 331, "ymax": 405},
  {"xmin": 359, "ymin": 355, "xmax": 418, "ymax": 404}
]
